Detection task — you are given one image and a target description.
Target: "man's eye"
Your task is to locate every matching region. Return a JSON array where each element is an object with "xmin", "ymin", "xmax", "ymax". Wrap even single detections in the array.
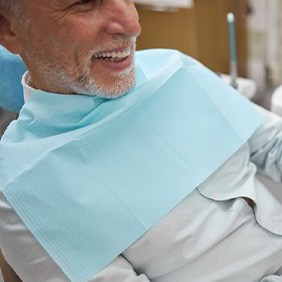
[
  {"xmin": 70, "ymin": 0, "xmax": 100, "ymax": 10},
  {"xmin": 76, "ymin": 0, "xmax": 93, "ymax": 5},
  {"xmin": 72, "ymin": 0, "xmax": 100, "ymax": 7}
]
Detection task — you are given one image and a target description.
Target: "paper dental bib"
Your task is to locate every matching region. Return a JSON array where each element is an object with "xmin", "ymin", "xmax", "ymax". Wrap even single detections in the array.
[{"xmin": 0, "ymin": 49, "xmax": 261, "ymax": 282}]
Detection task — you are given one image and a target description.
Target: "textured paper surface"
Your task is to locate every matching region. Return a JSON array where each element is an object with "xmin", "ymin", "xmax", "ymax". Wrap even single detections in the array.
[{"xmin": 0, "ymin": 49, "xmax": 261, "ymax": 282}]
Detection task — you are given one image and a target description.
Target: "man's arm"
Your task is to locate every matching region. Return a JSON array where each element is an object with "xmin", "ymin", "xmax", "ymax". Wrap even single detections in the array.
[
  {"xmin": 249, "ymin": 104, "xmax": 282, "ymax": 182},
  {"xmin": 0, "ymin": 249, "xmax": 22, "ymax": 282},
  {"xmin": 90, "ymin": 256, "xmax": 151, "ymax": 282}
]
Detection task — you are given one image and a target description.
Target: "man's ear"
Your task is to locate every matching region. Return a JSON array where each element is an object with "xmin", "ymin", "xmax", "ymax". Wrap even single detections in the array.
[{"xmin": 0, "ymin": 10, "xmax": 22, "ymax": 54}]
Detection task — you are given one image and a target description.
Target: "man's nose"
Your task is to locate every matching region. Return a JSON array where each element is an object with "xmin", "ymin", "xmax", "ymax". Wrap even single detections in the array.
[{"xmin": 105, "ymin": 0, "xmax": 141, "ymax": 37}]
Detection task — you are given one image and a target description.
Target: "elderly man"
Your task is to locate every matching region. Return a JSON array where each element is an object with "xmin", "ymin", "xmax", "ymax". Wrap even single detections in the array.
[{"xmin": 0, "ymin": 0, "xmax": 281, "ymax": 281}]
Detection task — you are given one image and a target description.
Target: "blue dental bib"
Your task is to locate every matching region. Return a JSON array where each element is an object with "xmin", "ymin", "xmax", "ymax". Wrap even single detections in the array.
[{"xmin": 0, "ymin": 49, "xmax": 261, "ymax": 281}]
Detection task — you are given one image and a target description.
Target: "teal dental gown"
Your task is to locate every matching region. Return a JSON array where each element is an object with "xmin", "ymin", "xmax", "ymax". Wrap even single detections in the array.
[{"xmin": 0, "ymin": 49, "xmax": 261, "ymax": 282}]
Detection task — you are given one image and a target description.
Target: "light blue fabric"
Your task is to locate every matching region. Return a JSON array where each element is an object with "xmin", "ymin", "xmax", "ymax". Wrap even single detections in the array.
[
  {"xmin": 0, "ymin": 46, "xmax": 26, "ymax": 113},
  {"xmin": 0, "ymin": 49, "xmax": 261, "ymax": 282}
]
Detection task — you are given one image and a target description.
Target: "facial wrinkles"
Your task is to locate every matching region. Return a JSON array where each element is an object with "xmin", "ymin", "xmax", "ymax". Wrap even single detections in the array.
[
  {"xmin": 23, "ymin": 33, "xmax": 137, "ymax": 98},
  {"xmin": 61, "ymin": 36, "xmax": 137, "ymax": 98},
  {"xmin": 19, "ymin": 2, "xmax": 138, "ymax": 97}
]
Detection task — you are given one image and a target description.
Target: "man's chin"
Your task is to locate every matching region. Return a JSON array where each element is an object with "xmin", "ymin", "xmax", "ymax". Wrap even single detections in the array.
[
  {"xmin": 80, "ymin": 72, "xmax": 136, "ymax": 98},
  {"xmin": 84, "ymin": 83, "xmax": 135, "ymax": 99}
]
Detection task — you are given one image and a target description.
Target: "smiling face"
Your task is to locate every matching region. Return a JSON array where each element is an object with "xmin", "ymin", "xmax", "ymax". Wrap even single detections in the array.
[{"xmin": 2, "ymin": 0, "xmax": 141, "ymax": 97}]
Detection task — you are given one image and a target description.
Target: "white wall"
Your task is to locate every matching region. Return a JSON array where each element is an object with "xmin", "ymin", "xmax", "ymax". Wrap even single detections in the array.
[{"xmin": 247, "ymin": 0, "xmax": 281, "ymax": 90}]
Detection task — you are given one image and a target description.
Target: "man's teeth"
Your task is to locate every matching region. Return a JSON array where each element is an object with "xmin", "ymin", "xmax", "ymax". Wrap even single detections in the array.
[{"xmin": 94, "ymin": 49, "xmax": 131, "ymax": 61}]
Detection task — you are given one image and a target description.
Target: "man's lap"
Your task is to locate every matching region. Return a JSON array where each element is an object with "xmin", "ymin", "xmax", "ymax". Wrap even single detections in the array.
[{"xmin": 0, "ymin": 190, "xmax": 281, "ymax": 282}]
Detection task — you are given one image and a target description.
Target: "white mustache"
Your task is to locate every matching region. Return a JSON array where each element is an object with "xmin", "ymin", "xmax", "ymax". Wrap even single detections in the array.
[{"xmin": 91, "ymin": 37, "xmax": 136, "ymax": 57}]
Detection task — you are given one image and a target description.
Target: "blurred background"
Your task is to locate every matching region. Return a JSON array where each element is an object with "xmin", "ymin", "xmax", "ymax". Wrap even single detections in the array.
[{"xmin": 135, "ymin": 0, "xmax": 281, "ymax": 109}]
